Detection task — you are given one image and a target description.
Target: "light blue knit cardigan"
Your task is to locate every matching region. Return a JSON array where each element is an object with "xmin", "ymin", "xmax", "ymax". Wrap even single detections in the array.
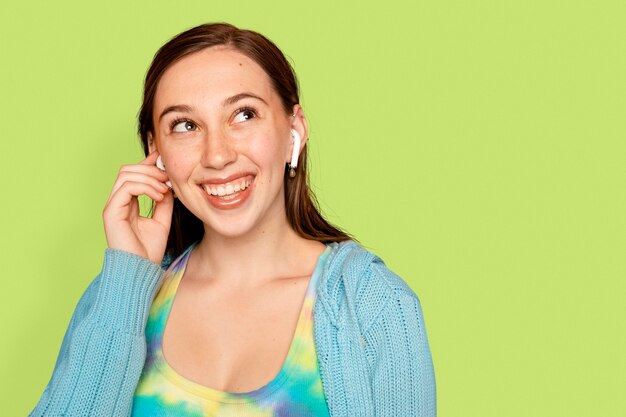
[{"xmin": 30, "ymin": 241, "xmax": 436, "ymax": 416}]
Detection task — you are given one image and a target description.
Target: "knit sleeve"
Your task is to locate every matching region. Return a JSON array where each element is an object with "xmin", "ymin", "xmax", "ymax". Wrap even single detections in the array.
[
  {"xmin": 29, "ymin": 249, "xmax": 165, "ymax": 417},
  {"xmin": 363, "ymin": 263, "xmax": 437, "ymax": 416}
]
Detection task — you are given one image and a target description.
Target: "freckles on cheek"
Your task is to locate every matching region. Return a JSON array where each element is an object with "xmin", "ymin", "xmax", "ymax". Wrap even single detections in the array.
[{"xmin": 164, "ymin": 161, "xmax": 183, "ymax": 180}]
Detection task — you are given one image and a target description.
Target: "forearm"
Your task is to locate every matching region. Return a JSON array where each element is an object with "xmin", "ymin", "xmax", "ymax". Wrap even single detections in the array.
[{"xmin": 30, "ymin": 249, "xmax": 164, "ymax": 417}]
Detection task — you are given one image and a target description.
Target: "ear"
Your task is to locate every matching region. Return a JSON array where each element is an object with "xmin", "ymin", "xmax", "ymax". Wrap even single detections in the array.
[
  {"xmin": 286, "ymin": 104, "xmax": 308, "ymax": 162},
  {"xmin": 147, "ymin": 132, "xmax": 157, "ymax": 154}
]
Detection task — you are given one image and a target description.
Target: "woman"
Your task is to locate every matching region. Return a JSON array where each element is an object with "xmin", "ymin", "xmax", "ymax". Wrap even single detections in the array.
[{"xmin": 30, "ymin": 23, "xmax": 436, "ymax": 416}]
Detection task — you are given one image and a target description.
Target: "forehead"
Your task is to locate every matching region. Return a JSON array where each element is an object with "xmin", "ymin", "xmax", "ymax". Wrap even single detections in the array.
[{"xmin": 154, "ymin": 46, "xmax": 277, "ymax": 109}]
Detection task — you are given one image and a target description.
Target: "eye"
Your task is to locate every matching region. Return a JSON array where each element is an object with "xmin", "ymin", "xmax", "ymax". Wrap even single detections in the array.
[
  {"xmin": 171, "ymin": 119, "xmax": 197, "ymax": 133},
  {"xmin": 233, "ymin": 107, "xmax": 257, "ymax": 123}
]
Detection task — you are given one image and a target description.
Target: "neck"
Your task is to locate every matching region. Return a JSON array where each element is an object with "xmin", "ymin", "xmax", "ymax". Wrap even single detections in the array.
[{"xmin": 191, "ymin": 215, "xmax": 326, "ymax": 288}]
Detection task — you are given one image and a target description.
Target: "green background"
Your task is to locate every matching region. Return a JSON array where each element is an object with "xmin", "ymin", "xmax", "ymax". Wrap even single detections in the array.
[{"xmin": 1, "ymin": 0, "xmax": 624, "ymax": 415}]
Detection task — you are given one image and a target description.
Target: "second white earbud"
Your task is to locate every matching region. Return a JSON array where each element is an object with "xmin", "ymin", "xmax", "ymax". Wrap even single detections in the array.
[{"xmin": 289, "ymin": 129, "xmax": 301, "ymax": 178}]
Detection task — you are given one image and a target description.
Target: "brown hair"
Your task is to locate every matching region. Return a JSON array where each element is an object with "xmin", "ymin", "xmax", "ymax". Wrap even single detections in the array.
[{"xmin": 138, "ymin": 23, "xmax": 352, "ymax": 261}]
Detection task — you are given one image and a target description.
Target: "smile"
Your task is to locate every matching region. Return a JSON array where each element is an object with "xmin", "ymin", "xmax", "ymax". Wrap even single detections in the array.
[
  {"xmin": 201, "ymin": 176, "xmax": 254, "ymax": 197},
  {"xmin": 198, "ymin": 174, "xmax": 256, "ymax": 210}
]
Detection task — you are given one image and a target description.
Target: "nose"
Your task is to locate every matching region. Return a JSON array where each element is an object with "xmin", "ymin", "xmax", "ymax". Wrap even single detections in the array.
[{"xmin": 200, "ymin": 129, "xmax": 237, "ymax": 170}]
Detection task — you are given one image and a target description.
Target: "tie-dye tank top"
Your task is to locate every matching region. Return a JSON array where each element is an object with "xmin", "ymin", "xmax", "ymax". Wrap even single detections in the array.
[{"xmin": 131, "ymin": 243, "xmax": 332, "ymax": 417}]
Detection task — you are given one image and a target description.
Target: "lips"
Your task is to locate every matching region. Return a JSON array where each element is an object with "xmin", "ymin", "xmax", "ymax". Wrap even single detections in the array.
[{"xmin": 197, "ymin": 174, "xmax": 256, "ymax": 210}]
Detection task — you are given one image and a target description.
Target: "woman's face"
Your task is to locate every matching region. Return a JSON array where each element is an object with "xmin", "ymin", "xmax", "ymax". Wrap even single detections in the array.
[{"xmin": 149, "ymin": 46, "xmax": 306, "ymax": 239}]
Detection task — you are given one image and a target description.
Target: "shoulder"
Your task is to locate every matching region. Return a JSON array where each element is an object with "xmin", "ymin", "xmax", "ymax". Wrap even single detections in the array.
[
  {"xmin": 320, "ymin": 240, "xmax": 418, "ymax": 300},
  {"xmin": 317, "ymin": 240, "xmax": 422, "ymax": 333}
]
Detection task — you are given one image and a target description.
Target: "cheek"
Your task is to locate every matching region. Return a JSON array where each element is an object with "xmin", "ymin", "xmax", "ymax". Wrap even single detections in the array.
[
  {"xmin": 255, "ymin": 145, "xmax": 288, "ymax": 174},
  {"xmin": 246, "ymin": 140, "xmax": 286, "ymax": 187},
  {"xmin": 252, "ymin": 132, "xmax": 289, "ymax": 164},
  {"xmin": 163, "ymin": 153, "xmax": 196, "ymax": 179}
]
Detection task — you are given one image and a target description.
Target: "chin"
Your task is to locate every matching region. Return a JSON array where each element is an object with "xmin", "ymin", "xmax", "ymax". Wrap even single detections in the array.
[
  {"xmin": 184, "ymin": 181, "xmax": 285, "ymax": 240},
  {"xmin": 202, "ymin": 216, "xmax": 262, "ymax": 240}
]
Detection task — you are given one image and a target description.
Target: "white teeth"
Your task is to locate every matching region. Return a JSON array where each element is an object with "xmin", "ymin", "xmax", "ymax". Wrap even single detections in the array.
[{"xmin": 202, "ymin": 177, "xmax": 253, "ymax": 197}]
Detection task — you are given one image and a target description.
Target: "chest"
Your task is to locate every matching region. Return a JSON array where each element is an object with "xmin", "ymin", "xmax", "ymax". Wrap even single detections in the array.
[{"xmin": 161, "ymin": 275, "xmax": 311, "ymax": 393}]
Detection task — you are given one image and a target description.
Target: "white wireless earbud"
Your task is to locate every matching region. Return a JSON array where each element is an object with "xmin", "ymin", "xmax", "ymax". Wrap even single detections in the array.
[
  {"xmin": 290, "ymin": 129, "xmax": 301, "ymax": 171},
  {"xmin": 155, "ymin": 155, "xmax": 172, "ymax": 188},
  {"xmin": 155, "ymin": 155, "xmax": 165, "ymax": 170}
]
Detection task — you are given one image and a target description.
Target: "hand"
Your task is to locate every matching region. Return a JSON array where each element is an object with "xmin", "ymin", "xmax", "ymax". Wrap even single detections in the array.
[{"xmin": 103, "ymin": 150, "xmax": 174, "ymax": 264}]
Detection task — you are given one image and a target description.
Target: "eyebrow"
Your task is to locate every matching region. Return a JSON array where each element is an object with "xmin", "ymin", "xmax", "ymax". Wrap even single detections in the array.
[
  {"xmin": 158, "ymin": 92, "xmax": 268, "ymax": 123},
  {"xmin": 223, "ymin": 92, "xmax": 268, "ymax": 107},
  {"xmin": 158, "ymin": 104, "xmax": 193, "ymax": 122}
]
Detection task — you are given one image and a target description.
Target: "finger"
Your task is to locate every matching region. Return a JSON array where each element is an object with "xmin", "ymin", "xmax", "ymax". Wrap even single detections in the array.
[
  {"xmin": 118, "ymin": 163, "xmax": 169, "ymax": 181},
  {"xmin": 104, "ymin": 181, "xmax": 165, "ymax": 217},
  {"xmin": 108, "ymin": 171, "xmax": 169, "ymax": 203},
  {"xmin": 152, "ymin": 188, "xmax": 174, "ymax": 228},
  {"xmin": 140, "ymin": 150, "xmax": 161, "ymax": 165}
]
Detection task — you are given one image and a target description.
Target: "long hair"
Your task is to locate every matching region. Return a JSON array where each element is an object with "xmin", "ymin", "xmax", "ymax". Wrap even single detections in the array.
[{"xmin": 138, "ymin": 23, "xmax": 352, "ymax": 261}]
